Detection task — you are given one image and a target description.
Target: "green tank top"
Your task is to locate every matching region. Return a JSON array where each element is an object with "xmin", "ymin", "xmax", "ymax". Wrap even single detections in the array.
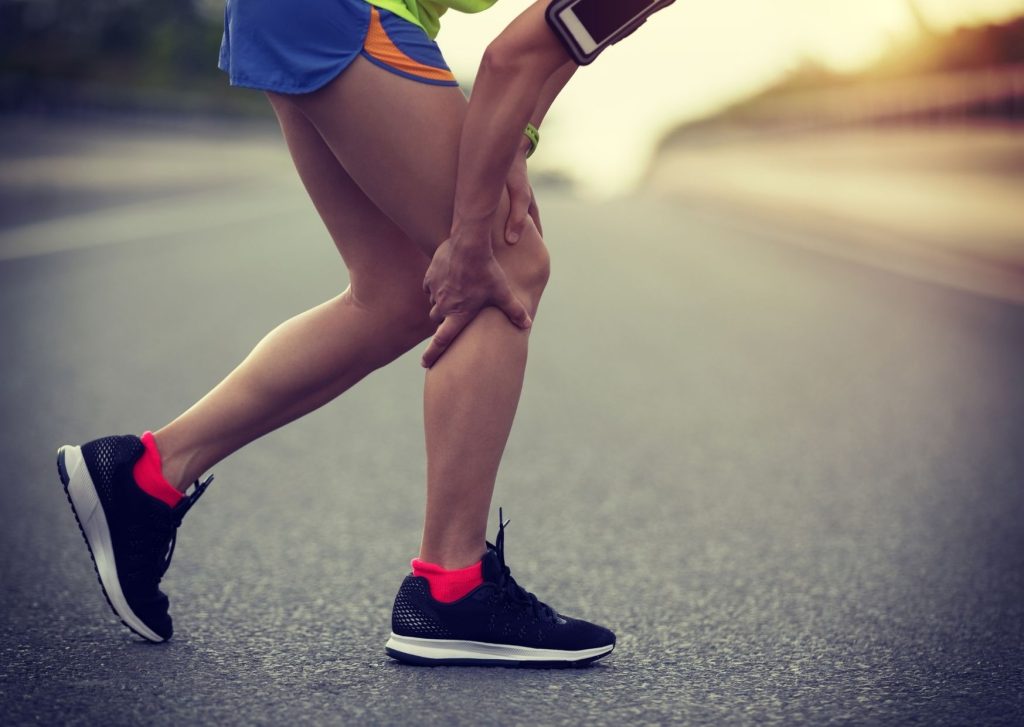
[{"xmin": 366, "ymin": 0, "xmax": 497, "ymax": 39}]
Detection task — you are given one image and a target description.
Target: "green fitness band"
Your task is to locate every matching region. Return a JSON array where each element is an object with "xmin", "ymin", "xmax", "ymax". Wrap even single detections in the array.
[{"xmin": 523, "ymin": 123, "xmax": 540, "ymax": 158}]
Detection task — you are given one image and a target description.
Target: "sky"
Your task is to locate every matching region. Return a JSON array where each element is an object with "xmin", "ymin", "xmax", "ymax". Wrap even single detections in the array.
[{"xmin": 436, "ymin": 0, "xmax": 1024, "ymax": 194}]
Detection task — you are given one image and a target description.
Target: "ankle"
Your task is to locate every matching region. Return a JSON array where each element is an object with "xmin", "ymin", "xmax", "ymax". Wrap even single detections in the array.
[
  {"xmin": 150, "ymin": 432, "xmax": 193, "ymax": 493},
  {"xmin": 412, "ymin": 557, "xmax": 484, "ymax": 603},
  {"xmin": 417, "ymin": 543, "xmax": 487, "ymax": 571},
  {"xmin": 132, "ymin": 432, "xmax": 183, "ymax": 506}
]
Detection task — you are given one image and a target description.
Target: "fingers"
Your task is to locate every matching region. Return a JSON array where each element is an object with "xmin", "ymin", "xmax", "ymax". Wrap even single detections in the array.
[
  {"xmin": 505, "ymin": 186, "xmax": 530, "ymax": 245},
  {"xmin": 422, "ymin": 297, "xmax": 532, "ymax": 368},
  {"xmin": 494, "ymin": 282, "xmax": 533, "ymax": 330},
  {"xmin": 421, "ymin": 315, "xmax": 470, "ymax": 368},
  {"xmin": 428, "ymin": 302, "xmax": 444, "ymax": 324}
]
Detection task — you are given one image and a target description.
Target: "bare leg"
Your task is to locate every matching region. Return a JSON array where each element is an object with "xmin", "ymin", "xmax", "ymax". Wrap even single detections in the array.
[
  {"xmin": 289, "ymin": 59, "xmax": 550, "ymax": 567},
  {"xmin": 418, "ymin": 237, "xmax": 548, "ymax": 568},
  {"xmin": 156, "ymin": 102, "xmax": 434, "ymax": 490}
]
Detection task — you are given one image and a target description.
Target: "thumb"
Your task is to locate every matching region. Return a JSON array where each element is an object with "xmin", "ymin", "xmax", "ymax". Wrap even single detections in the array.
[{"xmin": 505, "ymin": 189, "xmax": 530, "ymax": 245}]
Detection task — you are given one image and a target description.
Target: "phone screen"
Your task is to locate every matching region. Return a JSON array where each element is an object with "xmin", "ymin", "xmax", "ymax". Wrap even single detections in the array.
[{"xmin": 572, "ymin": 0, "xmax": 660, "ymax": 44}]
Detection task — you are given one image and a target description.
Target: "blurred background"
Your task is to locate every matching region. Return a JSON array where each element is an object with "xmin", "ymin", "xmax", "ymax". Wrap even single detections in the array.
[{"xmin": 1, "ymin": 0, "xmax": 1022, "ymax": 298}]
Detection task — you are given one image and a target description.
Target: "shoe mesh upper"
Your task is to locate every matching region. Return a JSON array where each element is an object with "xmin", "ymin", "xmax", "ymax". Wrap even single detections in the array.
[
  {"xmin": 81, "ymin": 435, "xmax": 144, "ymax": 508},
  {"xmin": 392, "ymin": 578, "xmax": 454, "ymax": 638}
]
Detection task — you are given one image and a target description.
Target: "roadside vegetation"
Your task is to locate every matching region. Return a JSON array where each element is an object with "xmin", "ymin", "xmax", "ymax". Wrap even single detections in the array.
[
  {"xmin": 0, "ymin": 0, "xmax": 267, "ymax": 115},
  {"xmin": 661, "ymin": 13, "xmax": 1024, "ymax": 144}
]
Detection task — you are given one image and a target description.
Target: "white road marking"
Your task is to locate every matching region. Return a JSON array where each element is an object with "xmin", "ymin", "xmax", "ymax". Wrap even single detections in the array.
[{"xmin": 0, "ymin": 184, "xmax": 307, "ymax": 262}]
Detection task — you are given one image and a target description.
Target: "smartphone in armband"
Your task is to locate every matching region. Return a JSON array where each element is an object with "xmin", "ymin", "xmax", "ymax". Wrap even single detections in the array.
[{"xmin": 545, "ymin": 0, "xmax": 677, "ymax": 66}]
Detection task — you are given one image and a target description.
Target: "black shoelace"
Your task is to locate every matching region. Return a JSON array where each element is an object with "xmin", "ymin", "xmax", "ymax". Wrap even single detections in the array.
[
  {"xmin": 148, "ymin": 475, "xmax": 214, "ymax": 580},
  {"xmin": 493, "ymin": 508, "xmax": 557, "ymax": 623}
]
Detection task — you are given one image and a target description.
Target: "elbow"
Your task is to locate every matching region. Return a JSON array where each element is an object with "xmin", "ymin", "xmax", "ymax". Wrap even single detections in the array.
[
  {"xmin": 480, "ymin": 13, "xmax": 572, "ymax": 84},
  {"xmin": 480, "ymin": 40, "xmax": 523, "ymax": 80},
  {"xmin": 480, "ymin": 39, "xmax": 559, "ymax": 91}
]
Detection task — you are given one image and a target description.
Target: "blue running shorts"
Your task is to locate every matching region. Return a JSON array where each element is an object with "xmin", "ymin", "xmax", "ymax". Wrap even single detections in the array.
[{"xmin": 218, "ymin": 0, "xmax": 459, "ymax": 93}]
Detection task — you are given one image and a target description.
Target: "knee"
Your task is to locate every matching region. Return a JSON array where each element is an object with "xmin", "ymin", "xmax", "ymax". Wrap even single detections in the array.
[
  {"xmin": 497, "ymin": 223, "xmax": 551, "ymax": 317},
  {"xmin": 520, "ymin": 243, "xmax": 551, "ymax": 317}
]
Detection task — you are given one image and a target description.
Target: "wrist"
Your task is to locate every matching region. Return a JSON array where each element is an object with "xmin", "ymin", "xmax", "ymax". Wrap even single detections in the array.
[
  {"xmin": 449, "ymin": 216, "xmax": 495, "ymax": 250},
  {"xmin": 452, "ymin": 206, "xmax": 495, "ymax": 230},
  {"xmin": 517, "ymin": 134, "xmax": 533, "ymax": 157},
  {"xmin": 522, "ymin": 122, "xmax": 540, "ymax": 158}
]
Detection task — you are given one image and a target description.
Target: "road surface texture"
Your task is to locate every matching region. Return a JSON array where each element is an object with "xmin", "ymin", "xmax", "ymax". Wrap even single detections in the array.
[{"xmin": 1, "ymin": 116, "xmax": 1022, "ymax": 725}]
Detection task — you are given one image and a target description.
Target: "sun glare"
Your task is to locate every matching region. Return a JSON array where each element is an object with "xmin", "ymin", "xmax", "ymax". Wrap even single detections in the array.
[{"xmin": 438, "ymin": 0, "xmax": 1024, "ymax": 194}]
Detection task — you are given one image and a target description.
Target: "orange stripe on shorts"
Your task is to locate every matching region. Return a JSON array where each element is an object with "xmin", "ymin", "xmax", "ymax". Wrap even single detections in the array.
[{"xmin": 363, "ymin": 7, "xmax": 456, "ymax": 83}]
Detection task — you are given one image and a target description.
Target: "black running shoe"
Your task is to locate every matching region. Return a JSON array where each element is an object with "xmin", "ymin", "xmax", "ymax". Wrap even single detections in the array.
[
  {"xmin": 385, "ymin": 512, "xmax": 616, "ymax": 667},
  {"xmin": 56, "ymin": 435, "xmax": 212, "ymax": 642}
]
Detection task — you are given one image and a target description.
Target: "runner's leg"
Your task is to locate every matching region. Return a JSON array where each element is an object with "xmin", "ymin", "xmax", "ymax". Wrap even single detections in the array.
[
  {"xmin": 156, "ymin": 100, "xmax": 435, "ymax": 490},
  {"xmin": 287, "ymin": 58, "xmax": 550, "ymax": 568}
]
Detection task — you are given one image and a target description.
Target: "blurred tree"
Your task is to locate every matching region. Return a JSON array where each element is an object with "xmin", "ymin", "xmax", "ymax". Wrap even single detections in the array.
[
  {"xmin": 871, "ymin": 16, "xmax": 1024, "ymax": 77},
  {"xmin": 0, "ymin": 0, "xmax": 224, "ymax": 87}
]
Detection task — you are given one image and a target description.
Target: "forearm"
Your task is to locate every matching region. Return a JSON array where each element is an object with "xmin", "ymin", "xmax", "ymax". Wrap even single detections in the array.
[
  {"xmin": 452, "ymin": 60, "xmax": 545, "ymax": 234},
  {"xmin": 453, "ymin": 61, "xmax": 574, "ymax": 237},
  {"xmin": 451, "ymin": 1, "xmax": 574, "ymax": 240},
  {"xmin": 530, "ymin": 60, "xmax": 577, "ymax": 128}
]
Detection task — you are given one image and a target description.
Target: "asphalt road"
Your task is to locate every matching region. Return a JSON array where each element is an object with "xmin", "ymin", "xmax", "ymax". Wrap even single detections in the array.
[{"xmin": 1, "ymin": 118, "xmax": 1023, "ymax": 725}]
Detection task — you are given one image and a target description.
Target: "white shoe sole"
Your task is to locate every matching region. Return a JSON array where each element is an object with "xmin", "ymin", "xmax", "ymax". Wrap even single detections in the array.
[
  {"xmin": 385, "ymin": 633, "xmax": 614, "ymax": 667},
  {"xmin": 58, "ymin": 445, "xmax": 165, "ymax": 643}
]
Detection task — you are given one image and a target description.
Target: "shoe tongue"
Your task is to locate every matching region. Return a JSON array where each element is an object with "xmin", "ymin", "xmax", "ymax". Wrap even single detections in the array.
[
  {"xmin": 480, "ymin": 546, "xmax": 503, "ymax": 583},
  {"xmin": 170, "ymin": 475, "xmax": 213, "ymax": 519}
]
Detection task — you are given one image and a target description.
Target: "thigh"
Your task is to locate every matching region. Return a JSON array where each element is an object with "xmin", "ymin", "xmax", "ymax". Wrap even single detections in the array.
[
  {"xmin": 281, "ymin": 56, "xmax": 487, "ymax": 255},
  {"xmin": 276, "ymin": 56, "xmax": 548, "ymax": 312},
  {"xmin": 268, "ymin": 94, "xmax": 431, "ymax": 308}
]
